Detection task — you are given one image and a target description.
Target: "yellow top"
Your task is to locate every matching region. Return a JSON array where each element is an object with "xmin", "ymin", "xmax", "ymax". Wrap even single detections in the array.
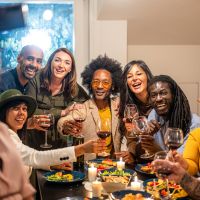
[
  {"xmin": 98, "ymin": 107, "xmax": 112, "ymax": 154},
  {"xmin": 183, "ymin": 127, "xmax": 200, "ymax": 175}
]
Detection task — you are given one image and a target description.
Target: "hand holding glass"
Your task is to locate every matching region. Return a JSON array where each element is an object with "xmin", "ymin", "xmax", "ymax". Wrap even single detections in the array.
[
  {"xmin": 133, "ymin": 116, "xmax": 154, "ymax": 159},
  {"xmin": 124, "ymin": 104, "xmax": 138, "ymax": 138},
  {"xmin": 96, "ymin": 118, "xmax": 111, "ymax": 157},
  {"xmin": 40, "ymin": 113, "xmax": 54, "ymax": 149},
  {"xmin": 71, "ymin": 103, "xmax": 87, "ymax": 138}
]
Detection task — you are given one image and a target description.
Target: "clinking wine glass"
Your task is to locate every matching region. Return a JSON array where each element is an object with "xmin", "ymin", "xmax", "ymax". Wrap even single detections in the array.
[
  {"xmin": 124, "ymin": 104, "xmax": 138, "ymax": 138},
  {"xmin": 133, "ymin": 116, "xmax": 154, "ymax": 159},
  {"xmin": 154, "ymin": 151, "xmax": 172, "ymax": 200},
  {"xmin": 71, "ymin": 103, "xmax": 87, "ymax": 138},
  {"xmin": 164, "ymin": 127, "xmax": 184, "ymax": 152},
  {"xmin": 96, "ymin": 118, "xmax": 111, "ymax": 157},
  {"xmin": 40, "ymin": 113, "xmax": 54, "ymax": 149}
]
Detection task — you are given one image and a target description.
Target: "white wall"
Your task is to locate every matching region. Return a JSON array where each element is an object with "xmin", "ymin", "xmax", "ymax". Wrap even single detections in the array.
[
  {"xmin": 74, "ymin": 0, "xmax": 127, "ymax": 85},
  {"xmin": 89, "ymin": 0, "xmax": 127, "ymax": 66},
  {"xmin": 128, "ymin": 45, "xmax": 200, "ymax": 114},
  {"xmin": 74, "ymin": 0, "xmax": 89, "ymax": 84}
]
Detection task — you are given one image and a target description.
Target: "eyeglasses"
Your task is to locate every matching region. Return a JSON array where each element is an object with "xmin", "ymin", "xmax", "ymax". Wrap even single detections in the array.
[{"xmin": 91, "ymin": 80, "xmax": 112, "ymax": 89}]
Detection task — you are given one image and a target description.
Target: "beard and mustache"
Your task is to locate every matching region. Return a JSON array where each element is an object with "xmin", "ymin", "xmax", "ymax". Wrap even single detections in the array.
[{"xmin": 20, "ymin": 63, "xmax": 38, "ymax": 80}]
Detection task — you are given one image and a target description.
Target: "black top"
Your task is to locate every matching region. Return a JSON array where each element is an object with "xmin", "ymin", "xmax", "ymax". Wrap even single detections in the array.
[{"xmin": 0, "ymin": 68, "xmax": 27, "ymax": 93}]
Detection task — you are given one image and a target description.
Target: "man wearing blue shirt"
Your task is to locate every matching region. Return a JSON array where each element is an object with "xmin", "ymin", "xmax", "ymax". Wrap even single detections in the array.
[{"xmin": 142, "ymin": 75, "xmax": 200, "ymax": 155}]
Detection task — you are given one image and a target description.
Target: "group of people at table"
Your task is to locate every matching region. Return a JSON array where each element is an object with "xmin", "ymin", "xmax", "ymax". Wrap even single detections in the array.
[{"xmin": 1, "ymin": 45, "xmax": 200, "ymax": 199}]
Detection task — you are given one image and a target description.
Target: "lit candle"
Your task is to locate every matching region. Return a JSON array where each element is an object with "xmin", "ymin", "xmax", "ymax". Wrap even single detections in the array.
[
  {"xmin": 117, "ymin": 157, "xmax": 125, "ymax": 170},
  {"xmin": 88, "ymin": 164, "xmax": 97, "ymax": 182},
  {"xmin": 131, "ymin": 176, "xmax": 142, "ymax": 190},
  {"xmin": 92, "ymin": 180, "xmax": 102, "ymax": 197}
]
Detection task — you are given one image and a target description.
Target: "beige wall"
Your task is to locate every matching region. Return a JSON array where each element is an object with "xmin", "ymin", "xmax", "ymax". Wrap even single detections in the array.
[
  {"xmin": 128, "ymin": 45, "xmax": 200, "ymax": 114},
  {"xmin": 74, "ymin": 0, "xmax": 127, "ymax": 85}
]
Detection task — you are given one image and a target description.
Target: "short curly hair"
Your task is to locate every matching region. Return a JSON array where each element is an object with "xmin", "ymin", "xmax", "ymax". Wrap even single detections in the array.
[{"xmin": 81, "ymin": 55, "xmax": 123, "ymax": 95}]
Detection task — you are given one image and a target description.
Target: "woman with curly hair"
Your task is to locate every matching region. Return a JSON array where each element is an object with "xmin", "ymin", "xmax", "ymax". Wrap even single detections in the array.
[
  {"xmin": 118, "ymin": 60, "xmax": 153, "ymax": 162},
  {"xmin": 26, "ymin": 48, "xmax": 89, "ymax": 149},
  {"xmin": 58, "ymin": 55, "xmax": 128, "ymax": 160}
]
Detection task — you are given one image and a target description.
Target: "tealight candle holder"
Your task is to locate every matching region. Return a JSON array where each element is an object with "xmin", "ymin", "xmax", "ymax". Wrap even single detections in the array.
[
  {"xmin": 117, "ymin": 157, "xmax": 125, "ymax": 170},
  {"xmin": 88, "ymin": 164, "xmax": 97, "ymax": 182},
  {"xmin": 131, "ymin": 176, "xmax": 142, "ymax": 191},
  {"xmin": 92, "ymin": 179, "xmax": 102, "ymax": 197}
]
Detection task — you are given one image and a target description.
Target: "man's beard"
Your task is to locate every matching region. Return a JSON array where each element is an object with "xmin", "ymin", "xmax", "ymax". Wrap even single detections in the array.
[{"xmin": 21, "ymin": 64, "xmax": 37, "ymax": 80}]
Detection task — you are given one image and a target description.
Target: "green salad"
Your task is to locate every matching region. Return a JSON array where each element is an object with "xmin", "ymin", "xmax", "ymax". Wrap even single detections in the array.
[
  {"xmin": 47, "ymin": 172, "xmax": 73, "ymax": 181},
  {"xmin": 100, "ymin": 169, "xmax": 131, "ymax": 176}
]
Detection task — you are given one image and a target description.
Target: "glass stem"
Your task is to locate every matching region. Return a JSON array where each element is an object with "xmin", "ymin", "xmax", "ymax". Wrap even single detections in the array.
[{"xmin": 45, "ymin": 130, "xmax": 48, "ymax": 145}]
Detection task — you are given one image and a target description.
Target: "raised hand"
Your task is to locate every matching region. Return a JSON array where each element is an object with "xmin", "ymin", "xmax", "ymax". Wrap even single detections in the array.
[
  {"xmin": 62, "ymin": 120, "xmax": 83, "ymax": 137},
  {"xmin": 27, "ymin": 115, "xmax": 50, "ymax": 131}
]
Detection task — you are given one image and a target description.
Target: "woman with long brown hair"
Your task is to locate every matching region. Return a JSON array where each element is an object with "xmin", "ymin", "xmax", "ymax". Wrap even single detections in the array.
[{"xmin": 26, "ymin": 48, "xmax": 89, "ymax": 149}]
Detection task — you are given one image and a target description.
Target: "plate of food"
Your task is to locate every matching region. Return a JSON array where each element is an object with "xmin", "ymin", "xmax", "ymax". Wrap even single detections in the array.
[
  {"xmin": 135, "ymin": 163, "xmax": 156, "ymax": 178},
  {"xmin": 86, "ymin": 158, "xmax": 117, "ymax": 171},
  {"xmin": 111, "ymin": 190, "xmax": 151, "ymax": 200},
  {"xmin": 99, "ymin": 168, "xmax": 135, "ymax": 184},
  {"xmin": 143, "ymin": 178, "xmax": 189, "ymax": 199},
  {"xmin": 43, "ymin": 170, "xmax": 85, "ymax": 184},
  {"xmin": 99, "ymin": 168, "xmax": 135, "ymax": 193}
]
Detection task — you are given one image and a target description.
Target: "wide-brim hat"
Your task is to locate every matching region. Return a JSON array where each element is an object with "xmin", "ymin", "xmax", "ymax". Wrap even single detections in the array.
[{"xmin": 0, "ymin": 89, "xmax": 37, "ymax": 117}]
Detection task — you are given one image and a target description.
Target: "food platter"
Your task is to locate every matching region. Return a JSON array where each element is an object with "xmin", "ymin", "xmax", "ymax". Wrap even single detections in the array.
[
  {"xmin": 111, "ymin": 190, "xmax": 151, "ymax": 200},
  {"xmin": 135, "ymin": 163, "xmax": 156, "ymax": 178},
  {"xmin": 86, "ymin": 158, "xmax": 117, "ymax": 171},
  {"xmin": 143, "ymin": 178, "xmax": 189, "ymax": 199},
  {"xmin": 43, "ymin": 170, "xmax": 85, "ymax": 184},
  {"xmin": 99, "ymin": 168, "xmax": 136, "ymax": 185}
]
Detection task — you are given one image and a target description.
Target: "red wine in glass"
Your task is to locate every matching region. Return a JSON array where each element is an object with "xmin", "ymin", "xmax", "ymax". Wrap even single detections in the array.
[
  {"xmin": 166, "ymin": 141, "xmax": 182, "ymax": 151},
  {"xmin": 157, "ymin": 169, "xmax": 172, "ymax": 179},
  {"xmin": 164, "ymin": 128, "xmax": 184, "ymax": 151},
  {"xmin": 75, "ymin": 119, "xmax": 85, "ymax": 123},
  {"xmin": 97, "ymin": 131, "xmax": 111, "ymax": 139}
]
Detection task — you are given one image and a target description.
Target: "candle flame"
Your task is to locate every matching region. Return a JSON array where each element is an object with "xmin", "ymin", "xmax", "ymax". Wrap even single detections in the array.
[
  {"xmin": 120, "ymin": 157, "xmax": 123, "ymax": 162},
  {"xmin": 91, "ymin": 163, "xmax": 94, "ymax": 168}
]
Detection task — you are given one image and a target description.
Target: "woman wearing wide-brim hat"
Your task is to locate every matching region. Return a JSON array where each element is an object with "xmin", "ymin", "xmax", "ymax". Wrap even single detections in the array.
[{"xmin": 0, "ymin": 89, "xmax": 105, "ymax": 175}]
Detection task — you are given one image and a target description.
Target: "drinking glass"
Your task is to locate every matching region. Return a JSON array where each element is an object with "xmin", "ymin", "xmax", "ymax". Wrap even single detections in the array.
[
  {"xmin": 71, "ymin": 103, "xmax": 87, "ymax": 138},
  {"xmin": 154, "ymin": 151, "xmax": 171, "ymax": 200},
  {"xmin": 124, "ymin": 104, "xmax": 138, "ymax": 138},
  {"xmin": 96, "ymin": 118, "xmax": 111, "ymax": 157},
  {"xmin": 164, "ymin": 128, "xmax": 184, "ymax": 151},
  {"xmin": 40, "ymin": 113, "xmax": 54, "ymax": 149},
  {"xmin": 133, "ymin": 116, "xmax": 154, "ymax": 159}
]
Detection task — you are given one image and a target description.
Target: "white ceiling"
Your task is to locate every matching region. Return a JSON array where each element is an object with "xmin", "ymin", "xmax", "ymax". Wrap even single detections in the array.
[{"xmin": 97, "ymin": 0, "xmax": 200, "ymax": 45}]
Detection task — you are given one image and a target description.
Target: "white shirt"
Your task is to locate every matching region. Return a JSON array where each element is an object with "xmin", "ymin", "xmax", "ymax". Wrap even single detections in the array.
[{"xmin": 9, "ymin": 128, "xmax": 76, "ymax": 171}]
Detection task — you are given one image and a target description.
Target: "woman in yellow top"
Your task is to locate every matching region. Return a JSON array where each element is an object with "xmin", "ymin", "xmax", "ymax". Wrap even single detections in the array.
[{"xmin": 183, "ymin": 127, "xmax": 200, "ymax": 175}]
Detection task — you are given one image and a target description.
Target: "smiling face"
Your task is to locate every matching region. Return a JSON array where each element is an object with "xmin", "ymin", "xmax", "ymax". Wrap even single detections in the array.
[
  {"xmin": 127, "ymin": 64, "xmax": 148, "ymax": 97},
  {"xmin": 51, "ymin": 51, "xmax": 72, "ymax": 80},
  {"xmin": 18, "ymin": 47, "xmax": 43, "ymax": 80},
  {"xmin": 91, "ymin": 69, "xmax": 112, "ymax": 101},
  {"xmin": 5, "ymin": 103, "xmax": 28, "ymax": 133},
  {"xmin": 149, "ymin": 81, "xmax": 173, "ymax": 116}
]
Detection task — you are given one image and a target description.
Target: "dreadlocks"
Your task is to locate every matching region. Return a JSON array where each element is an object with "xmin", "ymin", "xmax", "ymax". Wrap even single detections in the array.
[
  {"xmin": 81, "ymin": 55, "xmax": 123, "ymax": 95},
  {"xmin": 148, "ymin": 75, "xmax": 191, "ymax": 136}
]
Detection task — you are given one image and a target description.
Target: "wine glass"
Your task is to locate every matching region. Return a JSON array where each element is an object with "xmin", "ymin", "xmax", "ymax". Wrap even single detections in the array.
[
  {"xmin": 40, "ymin": 113, "xmax": 54, "ymax": 149},
  {"xmin": 71, "ymin": 103, "xmax": 87, "ymax": 138},
  {"xmin": 154, "ymin": 151, "xmax": 171, "ymax": 199},
  {"xmin": 164, "ymin": 128, "xmax": 184, "ymax": 152},
  {"xmin": 124, "ymin": 104, "xmax": 138, "ymax": 138},
  {"xmin": 96, "ymin": 118, "xmax": 111, "ymax": 157},
  {"xmin": 133, "ymin": 116, "xmax": 154, "ymax": 159}
]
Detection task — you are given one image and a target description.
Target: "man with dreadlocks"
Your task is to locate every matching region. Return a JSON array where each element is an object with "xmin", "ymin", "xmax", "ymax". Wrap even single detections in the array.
[
  {"xmin": 140, "ymin": 75, "xmax": 200, "ymax": 155},
  {"xmin": 57, "ymin": 55, "xmax": 128, "ymax": 161}
]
